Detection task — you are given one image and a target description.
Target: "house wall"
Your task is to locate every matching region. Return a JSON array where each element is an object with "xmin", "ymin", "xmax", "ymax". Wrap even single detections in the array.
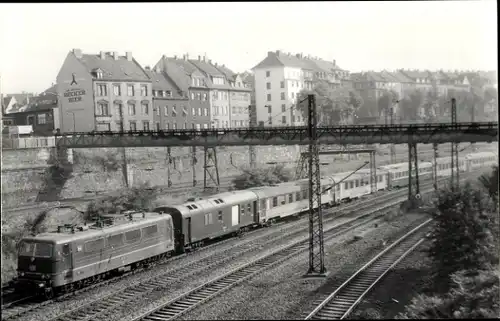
[
  {"xmin": 188, "ymin": 88, "xmax": 211, "ymax": 129},
  {"xmin": 153, "ymin": 97, "xmax": 190, "ymax": 130},
  {"xmin": 56, "ymin": 53, "xmax": 95, "ymax": 133},
  {"xmin": 229, "ymin": 90, "xmax": 251, "ymax": 128},
  {"xmin": 254, "ymin": 66, "xmax": 286, "ymax": 127},
  {"xmin": 210, "ymin": 89, "xmax": 230, "ymax": 128},
  {"xmin": 12, "ymin": 110, "xmax": 55, "ymax": 136}
]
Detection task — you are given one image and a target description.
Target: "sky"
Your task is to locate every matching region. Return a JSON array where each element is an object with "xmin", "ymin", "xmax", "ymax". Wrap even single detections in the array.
[{"xmin": 0, "ymin": 1, "xmax": 497, "ymax": 94}]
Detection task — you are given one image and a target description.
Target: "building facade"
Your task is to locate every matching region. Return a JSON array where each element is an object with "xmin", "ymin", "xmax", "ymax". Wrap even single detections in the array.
[
  {"xmin": 252, "ymin": 50, "xmax": 349, "ymax": 127},
  {"xmin": 56, "ymin": 49, "xmax": 153, "ymax": 133}
]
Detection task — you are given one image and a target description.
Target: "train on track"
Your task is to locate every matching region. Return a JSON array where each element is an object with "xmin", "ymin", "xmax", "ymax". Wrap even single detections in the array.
[{"xmin": 13, "ymin": 151, "xmax": 497, "ymax": 298}]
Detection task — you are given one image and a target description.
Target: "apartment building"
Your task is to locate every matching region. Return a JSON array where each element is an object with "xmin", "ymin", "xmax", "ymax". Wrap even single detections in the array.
[
  {"xmin": 56, "ymin": 49, "xmax": 153, "ymax": 133},
  {"xmin": 213, "ymin": 64, "xmax": 252, "ymax": 128},
  {"xmin": 143, "ymin": 67, "xmax": 190, "ymax": 130},
  {"xmin": 252, "ymin": 50, "xmax": 349, "ymax": 127},
  {"xmin": 154, "ymin": 54, "xmax": 252, "ymax": 129}
]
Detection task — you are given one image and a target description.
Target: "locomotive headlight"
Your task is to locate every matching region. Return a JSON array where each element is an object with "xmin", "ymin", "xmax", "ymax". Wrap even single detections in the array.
[{"xmin": 18, "ymin": 272, "xmax": 25, "ymax": 277}]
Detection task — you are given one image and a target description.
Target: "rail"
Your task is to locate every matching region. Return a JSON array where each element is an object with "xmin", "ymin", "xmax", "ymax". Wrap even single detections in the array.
[{"xmin": 304, "ymin": 219, "xmax": 433, "ymax": 320}]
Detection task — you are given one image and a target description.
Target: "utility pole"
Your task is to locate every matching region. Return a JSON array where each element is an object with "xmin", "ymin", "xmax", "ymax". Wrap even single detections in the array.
[
  {"xmin": 248, "ymin": 104, "xmax": 257, "ymax": 168},
  {"xmin": 390, "ymin": 100, "xmax": 397, "ymax": 164},
  {"xmin": 450, "ymin": 98, "xmax": 459, "ymax": 192},
  {"xmin": 118, "ymin": 104, "xmax": 129, "ymax": 188},
  {"xmin": 304, "ymin": 94, "xmax": 327, "ymax": 278}
]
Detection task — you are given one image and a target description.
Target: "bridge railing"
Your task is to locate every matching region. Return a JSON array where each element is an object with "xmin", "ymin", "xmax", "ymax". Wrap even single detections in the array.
[{"xmin": 2, "ymin": 136, "xmax": 56, "ymax": 149}]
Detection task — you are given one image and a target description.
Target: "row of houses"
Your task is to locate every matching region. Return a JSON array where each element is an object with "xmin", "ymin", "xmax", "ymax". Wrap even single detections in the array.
[
  {"xmin": 2, "ymin": 48, "xmax": 497, "ymax": 134},
  {"xmin": 251, "ymin": 50, "xmax": 497, "ymax": 126},
  {"xmin": 2, "ymin": 49, "xmax": 255, "ymax": 135}
]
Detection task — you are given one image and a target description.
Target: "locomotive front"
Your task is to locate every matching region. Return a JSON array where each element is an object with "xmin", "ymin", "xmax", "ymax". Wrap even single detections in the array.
[{"xmin": 15, "ymin": 237, "xmax": 62, "ymax": 297}]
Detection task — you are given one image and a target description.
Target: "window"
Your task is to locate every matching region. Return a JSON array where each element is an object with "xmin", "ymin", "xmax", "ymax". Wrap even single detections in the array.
[
  {"xmin": 125, "ymin": 229, "xmax": 141, "ymax": 243},
  {"xmin": 62, "ymin": 244, "xmax": 71, "ymax": 256},
  {"xmin": 107, "ymin": 234, "xmax": 123, "ymax": 248},
  {"xmin": 266, "ymin": 82, "xmax": 271, "ymax": 90},
  {"xmin": 197, "ymin": 93, "xmax": 201, "ymax": 100},
  {"xmin": 96, "ymin": 122, "xmax": 111, "ymax": 131},
  {"xmin": 272, "ymin": 197, "xmax": 278, "ymax": 207},
  {"xmin": 280, "ymin": 81, "xmax": 285, "ymax": 88},
  {"xmin": 142, "ymin": 225, "xmax": 158, "ymax": 238},
  {"xmin": 218, "ymin": 211, "xmax": 223, "ymax": 222},
  {"xmin": 198, "ymin": 108, "xmax": 201, "ymax": 116},
  {"xmin": 204, "ymin": 213, "xmax": 213, "ymax": 225},
  {"xmin": 115, "ymin": 103, "xmax": 123, "ymax": 117},
  {"xmin": 296, "ymin": 192, "xmax": 301, "ymax": 201},
  {"xmin": 113, "ymin": 84, "xmax": 121, "ymax": 96},
  {"xmin": 247, "ymin": 204, "xmax": 251, "ymax": 212},
  {"xmin": 128, "ymin": 103, "xmax": 136, "ymax": 115},
  {"xmin": 203, "ymin": 93, "xmax": 208, "ymax": 101},
  {"xmin": 37, "ymin": 113, "xmax": 47, "ymax": 124},
  {"xmin": 164, "ymin": 106, "xmax": 168, "ymax": 116},
  {"xmin": 281, "ymin": 104, "xmax": 286, "ymax": 112},
  {"xmin": 288, "ymin": 194, "xmax": 293, "ymax": 203},
  {"xmin": 143, "ymin": 121, "xmax": 150, "ymax": 131},
  {"xmin": 97, "ymin": 84, "xmax": 107, "ymax": 96},
  {"xmin": 355, "ymin": 180, "xmax": 359, "ymax": 187},
  {"xmin": 140, "ymin": 85, "xmax": 148, "ymax": 96},
  {"xmin": 155, "ymin": 106, "xmax": 160, "ymax": 116},
  {"xmin": 267, "ymin": 94, "xmax": 271, "ymax": 101},
  {"xmin": 303, "ymin": 190, "xmax": 308, "ymax": 199},
  {"xmin": 204, "ymin": 108, "xmax": 208, "ymax": 116},
  {"xmin": 191, "ymin": 92, "xmax": 195, "ymax": 100},
  {"xmin": 172, "ymin": 123, "xmax": 177, "ymax": 129},
  {"xmin": 95, "ymin": 102, "xmax": 109, "ymax": 116},
  {"xmin": 85, "ymin": 238, "xmax": 105, "ymax": 252},
  {"xmin": 166, "ymin": 90, "xmax": 172, "ymax": 97},
  {"xmin": 266, "ymin": 71, "xmax": 270, "ymax": 77},
  {"xmin": 281, "ymin": 92, "xmax": 285, "ymax": 100},
  {"xmin": 282, "ymin": 116, "xmax": 286, "ymax": 124},
  {"xmin": 127, "ymin": 84, "xmax": 134, "ymax": 96},
  {"xmin": 350, "ymin": 181, "xmax": 354, "ymax": 189},
  {"xmin": 165, "ymin": 123, "xmax": 169, "ymax": 130},
  {"xmin": 129, "ymin": 121, "xmax": 137, "ymax": 131},
  {"xmin": 141, "ymin": 102, "xmax": 149, "ymax": 115}
]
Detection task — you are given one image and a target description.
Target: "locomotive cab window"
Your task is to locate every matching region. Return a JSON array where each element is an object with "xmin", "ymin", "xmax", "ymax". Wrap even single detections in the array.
[
  {"xmin": 19, "ymin": 242, "xmax": 53, "ymax": 258},
  {"xmin": 62, "ymin": 244, "xmax": 71, "ymax": 256},
  {"xmin": 125, "ymin": 229, "xmax": 141, "ymax": 243},
  {"xmin": 247, "ymin": 204, "xmax": 251, "ymax": 212},
  {"xmin": 273, "ymin": 197, "xmax": 278, "ymax": 207},
  {"xmin": 288, "ymin": 194, "xmax": 293, "ymax": 203},
  {"xmin": 204, "ymin": 213, "xmax": 213, "ymax": 225},
  {"xmin": 296, "ymin": 192, "xmax": 301, "ymax": 201},
  {"xmin": 218, "ymin": 211, "xmax": 223, "ymax": 222}
]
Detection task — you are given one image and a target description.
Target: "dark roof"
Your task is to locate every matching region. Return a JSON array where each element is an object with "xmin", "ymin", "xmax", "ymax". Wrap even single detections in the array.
[
  {"xmin": 144, "ymin": 69, "xmax": 185, "ymax": 99},
  {"xmin": 74, "ymin": 52, "xmax": 151, "ymax": 81},
  {"xmin": 352, "ymin": 71, "xmax": 386, "ymax": 82},
  {"xmin": 389, "ymin": 71, "xmax": 414, "ymax": 83},
  {"xmin": 252, "ymin": 51, "xmax": 345, "ymax": 73},
  {"xmin": 399, "ymin": 69, "xmax": 431, "ymax": 80},
  {"xmin": 3, "ymin": 96, "xmax": 13, "ymax": 107},
  {"xmin": 214, "ymin": 64, "xmax": 237, "ymax": 79},
  {"xmin": 189, "ymin": 59, "xmax": 225, "ymax": 77},
  {"xmin": 379, "ymin": 71, "xmax": 400, "ymax": 82}
]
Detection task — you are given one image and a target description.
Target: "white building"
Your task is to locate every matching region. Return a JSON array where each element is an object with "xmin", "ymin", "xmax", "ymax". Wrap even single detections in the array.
[{"xmin": 252, "ymin": 50, "xmax": 348, "ymax": 127}]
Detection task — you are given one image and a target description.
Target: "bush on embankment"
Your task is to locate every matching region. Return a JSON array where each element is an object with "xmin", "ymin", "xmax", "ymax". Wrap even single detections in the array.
[
  {"xmin": 398, "ymin": 165, "xmax": 499, "ymax": 318},
  {"xmin": 232, "ymin": 165, "xmax": 294, "ymax": 190}
]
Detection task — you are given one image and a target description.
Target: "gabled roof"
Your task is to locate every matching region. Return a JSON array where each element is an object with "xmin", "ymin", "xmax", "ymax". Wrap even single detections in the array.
[
  {"xmin": 440, "ymin": 71, "xmax": 460, "ymax": 80},
  {"xmin": 379, "ymin": 71, "xmax": 400, "ymax": 82},
  {"xmin": 74, "ymin": 52, "xmax": 151, "ymax": 81},
  {"xmin": 3, "ymin": 96, "xmax": 14, "ymax": 108},
  {"xmin": 143, "ymin": 69, "xmax": 184, "ymax": 99},
  {"xmin": 389, "ymin": 71, "xmax": 414, "ymax": 83},
  {"xmin": 352, "ymin": 71, "xmax": 386, "ymax": 82},
  {"xmin": 189, "ymin": 59, "xmax": 225, "ymax": 77},
  {"xmin": 213, "ymin": 64, "xmax": 237, "ymax": 80},
  {"xmin": 399, "ymin": 69, "xmax": 431, "ymax": 80}
]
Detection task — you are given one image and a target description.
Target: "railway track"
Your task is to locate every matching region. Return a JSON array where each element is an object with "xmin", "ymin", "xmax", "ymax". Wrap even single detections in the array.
[
  {"xmin": 4, "ymin": 170, "xmax": 484, "ymax": 321},
  {"xmin": 304, "ymin": 219, "xmax": 432, "ymax": 320},
  {"xmin": 130, "ymin": 199, "xmax": 428, "ymax": 321}
]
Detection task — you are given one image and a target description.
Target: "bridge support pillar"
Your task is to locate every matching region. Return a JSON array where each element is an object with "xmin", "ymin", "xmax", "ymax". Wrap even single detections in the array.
[
  {"xmin": 204, "ymin": 147, "xmax": 220, "ymax": 192},
  {"xmin": 191, "ymin": 146, "xmax": 197, "ymax": 187},
  {"xmin": 451, "ymin": 98, "xmax": 459, "ymax": 192},
  {"xmin": 166, "ymin": 147, "xmax": 173, "ymax": 188},
  {"xmin": 295, "ymin": 146, "xmax": 308, "ymax": 180},
  {"xmin": 408, "ymin": 142, "xmax": 420, "ymax": 207},
  {"xmin": 433, "ymin": 143, "xmax": 439, "ymax": 191},
  {"xmin": 249, "ymin": 146, "xmax": 257, "ymax": 169},
  {"xmin": 370, "ymin": 151, "xmax": 377, "ymax": 194}
]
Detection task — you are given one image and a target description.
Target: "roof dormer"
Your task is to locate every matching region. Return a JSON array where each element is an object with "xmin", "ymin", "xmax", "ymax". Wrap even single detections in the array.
[{"xmin": 93, "ymin": 68, "xmax": 104, "ymax": 79}]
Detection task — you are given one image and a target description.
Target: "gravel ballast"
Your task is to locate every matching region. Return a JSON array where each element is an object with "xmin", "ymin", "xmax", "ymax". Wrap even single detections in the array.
[{"xmin": 170, "ymin": 212, "xmax": 430, "ymax": 320}]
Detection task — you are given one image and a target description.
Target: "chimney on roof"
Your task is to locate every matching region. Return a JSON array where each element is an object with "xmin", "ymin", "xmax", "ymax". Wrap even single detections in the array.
[
  {"xmin": 155, "ymin": 66, "xmax": 161, "ymax": 73},
  {"xmin": 100, "ymin": 51, "xmax": 106, "ymax": 59},
  {"xmin": 276, "ymin": 50, "xmax": 281, "ymax": 55},
  {"xmin": 208, "ymin": 59, "xmax": 212, "ymax": 64},
  {"xmin": 184, "ymin": 53, "xmax": 189, "ymax": 61},
  {"xmin": 126, "ymin": 52, "xmax": 132, "ymax": 61},
  {"xmin": 174, "ymin": 55, "xmax": 177, "ymax": 59},
  {"xmin": 145, "ymin": 66, "xmax": 151, "ymax": 70},
  {"xmin": 203, "ymin": 55, "xmax": 207, "ymax": 62},
  {"xmin": 73, "ymin": 48, "xmax": 83, "ymax": 59},
  {"xmin": 112, "ymin": 51, "xmax": 119, "ymax": 60},
  {"xmin": 198, "ymin": 55, "xmax": 201, "ymax": 61},
  {"xmin": 215, "ymin": 62, "xmax": 218, "ymax": 67},
  {"xmin": 333, "ymin": 59, "xmax": 336, "ymax": 66}
]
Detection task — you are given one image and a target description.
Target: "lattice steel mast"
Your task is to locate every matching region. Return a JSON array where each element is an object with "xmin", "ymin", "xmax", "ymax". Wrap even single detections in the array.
[{"xmin": 305, "ymin": 94, "xmax": 326, "ymax": 277}]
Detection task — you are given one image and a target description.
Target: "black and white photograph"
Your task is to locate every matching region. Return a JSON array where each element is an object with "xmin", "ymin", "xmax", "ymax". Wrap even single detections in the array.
[{"xmin": 0, "ymin": 1, "xmax": 498, "ymax": 320}]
